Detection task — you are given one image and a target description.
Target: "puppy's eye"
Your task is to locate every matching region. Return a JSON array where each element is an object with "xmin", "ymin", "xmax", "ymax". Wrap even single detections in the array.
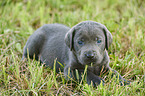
[
  {"xmin": 78, "ymin": 40, "xmax": 84, "ymax": 45},
  {"xmin": 97, "ymin": 39, "xmax": 102, "ymax": 44}
]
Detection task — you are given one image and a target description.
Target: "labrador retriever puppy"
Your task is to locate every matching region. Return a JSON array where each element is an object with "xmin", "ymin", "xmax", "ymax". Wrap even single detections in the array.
[{"xmin": 22, "ymin": 21, "xmax": 130, "ymax": 86}]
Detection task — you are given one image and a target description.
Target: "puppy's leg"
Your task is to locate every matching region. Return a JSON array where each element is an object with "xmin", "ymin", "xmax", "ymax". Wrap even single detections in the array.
[
  {"xmin": 86, "ymin": 71, "xmax": 105, "ymax": 87},
  {"xmin": 106, "ymin": 67, "xmax": 130, "ymax": 85},
  {"xmin": 22, "ymin": 30, "xmax": 45, "ymax": 61},
  {"xmin": 64, "ymin": 66, "xmax": 104, "ymax": 87}
]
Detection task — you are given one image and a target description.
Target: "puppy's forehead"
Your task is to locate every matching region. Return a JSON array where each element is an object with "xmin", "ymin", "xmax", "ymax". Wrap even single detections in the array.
[{"xmin": 75, "ymin": 22, "xmax": 104, "ymax": 37}]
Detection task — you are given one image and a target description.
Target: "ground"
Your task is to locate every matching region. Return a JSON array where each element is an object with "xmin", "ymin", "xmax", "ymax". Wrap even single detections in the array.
[{"xmin": 0, "ymin": 0, "xmax": 145, "ymax": 95}]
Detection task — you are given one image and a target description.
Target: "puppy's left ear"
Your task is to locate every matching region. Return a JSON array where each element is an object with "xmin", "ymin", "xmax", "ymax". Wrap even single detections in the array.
[
  {"xmin": 64, "ymin": 26, "xmax": 76, "ymax": 51},
  {"xmin": 103, "ymin": 26, "xmax": 113, "ymax": 50}
]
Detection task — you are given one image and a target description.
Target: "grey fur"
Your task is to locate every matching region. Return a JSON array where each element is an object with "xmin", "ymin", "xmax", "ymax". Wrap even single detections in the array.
[{"xmin": 22, "ymin": 21, "xmax": 130, "ymax": 86}]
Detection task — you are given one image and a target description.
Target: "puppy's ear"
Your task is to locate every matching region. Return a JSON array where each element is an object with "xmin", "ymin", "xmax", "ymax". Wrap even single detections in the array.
[
  {"xmin": 65, "ymin": 27, "xmax": 76, "ymax": 51},
  {"xmin": 103, "ymin": 26, "xmax": 113, "ymax": 50}
]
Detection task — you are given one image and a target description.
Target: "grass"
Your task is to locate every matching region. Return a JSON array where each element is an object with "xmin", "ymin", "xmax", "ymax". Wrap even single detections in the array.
[{"xmin": 0, "ymin": 0, "xmax": 145, "ymax": 95}]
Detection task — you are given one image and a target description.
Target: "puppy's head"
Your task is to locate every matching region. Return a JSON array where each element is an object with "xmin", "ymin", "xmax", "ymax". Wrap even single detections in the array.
[{"xmin": 65, "ymin": 21, "xmax": 112, "ymax": 66}]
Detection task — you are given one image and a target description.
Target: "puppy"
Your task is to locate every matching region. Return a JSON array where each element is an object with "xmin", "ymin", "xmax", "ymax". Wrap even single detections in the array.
[{"xmin": 22, "ymin": 21, "xmax": 130, "ymax": 86}]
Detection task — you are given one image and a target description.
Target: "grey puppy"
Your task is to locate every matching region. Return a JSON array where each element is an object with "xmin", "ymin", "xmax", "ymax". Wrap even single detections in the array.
[{"xmin": 22, "ymin": 21, "xmax": 130, "ymax": 86}]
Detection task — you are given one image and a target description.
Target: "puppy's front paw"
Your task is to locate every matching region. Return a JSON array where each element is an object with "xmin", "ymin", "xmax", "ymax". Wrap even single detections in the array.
[{"xmin": 88, "ymin": 76, "xmax": 104, "ymax": 87}]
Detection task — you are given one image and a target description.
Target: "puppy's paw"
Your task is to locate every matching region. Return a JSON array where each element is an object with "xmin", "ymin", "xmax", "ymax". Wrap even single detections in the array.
[
  {"xmin": 119, "ymin": 80, "xmax": 131, "ymax": 86},
  {"xmin": 124, "ymin": 80, "xmax": 131, "ymax": 85},
  {"xmin": 89, "ymin": 77, "xmax": 105, "ymax": 87}
]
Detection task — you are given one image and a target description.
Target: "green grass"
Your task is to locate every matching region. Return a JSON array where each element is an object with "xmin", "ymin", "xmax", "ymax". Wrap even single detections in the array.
[{"xmin": 0, "ymin": 0, "xmax": 145, "ymax": 95}]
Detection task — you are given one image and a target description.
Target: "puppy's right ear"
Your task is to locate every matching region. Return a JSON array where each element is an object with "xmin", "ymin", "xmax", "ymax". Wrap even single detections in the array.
[{"xmin": 64, "ymin": 27, "xmax": 76, "ymax": 51}]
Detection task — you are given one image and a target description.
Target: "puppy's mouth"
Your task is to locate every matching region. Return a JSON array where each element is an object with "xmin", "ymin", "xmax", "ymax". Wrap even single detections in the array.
[
  {"xmin": 87, "ymin": 62, "xmax": 95, "ymax": 67},
  {"xmin": 80, "ymin": 58, "xmax": 97, "ymax": 66}
]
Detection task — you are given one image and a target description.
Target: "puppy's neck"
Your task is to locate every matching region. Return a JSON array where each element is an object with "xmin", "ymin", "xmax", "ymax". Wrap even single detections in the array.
[
  {"xmin": 101, "ymin": 50, "xmax": 110, "ymax": 66},
  {"xmin": 68, "ymin": 51, "xmax": 84, "ymax": 69}
]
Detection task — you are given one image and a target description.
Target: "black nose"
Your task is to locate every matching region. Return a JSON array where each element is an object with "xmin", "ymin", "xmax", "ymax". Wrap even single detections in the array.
[{"xmin": 84, "ymin": 51, "xmax": 95, "ymax": 58}]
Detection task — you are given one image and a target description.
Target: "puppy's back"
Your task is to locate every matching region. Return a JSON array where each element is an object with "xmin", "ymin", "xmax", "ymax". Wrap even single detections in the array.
[{"xmin": 22, "ymin": 23, "xmax": 70, "ymax": 61}]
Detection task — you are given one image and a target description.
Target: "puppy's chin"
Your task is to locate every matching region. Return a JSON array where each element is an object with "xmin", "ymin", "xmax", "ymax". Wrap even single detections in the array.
[
  {"xmin": 79, "ymin": 57, "xmax": 103, "ymax": 66},
  {"xmin": 79, "ymin": 58, "xmax": 97, "ymax": 66}
]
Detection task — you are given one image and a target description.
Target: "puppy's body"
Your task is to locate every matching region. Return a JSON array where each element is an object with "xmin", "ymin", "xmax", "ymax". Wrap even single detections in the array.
[
  {"xmin": 23, "ymin": 24, "xmax": 70, "ymax": 72},
  {"xmin": 23, "ymin": 21, "xmax": 130, "ymax": 86}
]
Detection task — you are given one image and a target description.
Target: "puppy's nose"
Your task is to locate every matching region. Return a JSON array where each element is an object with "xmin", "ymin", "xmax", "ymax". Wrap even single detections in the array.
[{"xmin": 84, "ymin": 51, "xmax": 95, "ymax": 58}]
